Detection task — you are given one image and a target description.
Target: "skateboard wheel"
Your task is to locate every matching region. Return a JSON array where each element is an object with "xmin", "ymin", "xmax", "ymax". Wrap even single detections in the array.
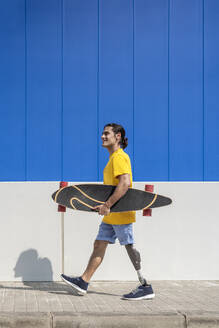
[
  {"xmin": 143, "ymin": 208, "xmax": 152, "ymax": 216},
  {"xmin": 58, "ymin": 182, "xmax": 68, "ymax": 212},
  {"xmin": 60, "ymin": 181, "xmax": 68, "ymax": 188},
  {"xmin": 58, "ymin": 204, "xmax": 66, "ymax": 212},
  {"xmin": 145, "ymin": 184, "xmax": 154, "ymax": 192},
  {"xmin": 143, "ymin": 185, "xmax": 154, "ymax": 216}
]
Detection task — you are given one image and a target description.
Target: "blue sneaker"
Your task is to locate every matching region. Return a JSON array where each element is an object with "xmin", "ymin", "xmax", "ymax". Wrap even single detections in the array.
[
  {"xmin": 61, "ymin": 274, "xmax": 88, "ymax": 295},
  {"xmin": 122, "ymin": 284, "xmax": 155, "ymax": 300}
]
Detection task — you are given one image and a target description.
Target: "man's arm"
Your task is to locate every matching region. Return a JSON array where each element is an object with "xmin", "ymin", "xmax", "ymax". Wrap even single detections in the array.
[{"xmin": 94, "ymin": 174, "xmax": 130, "ymax": 216}]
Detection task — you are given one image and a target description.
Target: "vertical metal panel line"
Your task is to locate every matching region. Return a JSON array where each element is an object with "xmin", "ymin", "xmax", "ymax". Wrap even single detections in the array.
[
  {"xmin": 61, "ymin": 0, "xmax": 64, "ymax": 180},
  {"xmin": 25, "ymin": 0, "xmax": 27, "ymax": 181},
  {"xmin": 168, "ymin": 0, "xmax": 170, "ymax": 181},
  {"xmin": 132, "ymin": 0, "xmax": 135, "ymax": 180},
  {"xmin": 202, "ymin": 0, "xmax": 205, "ymax": 181},
  {"xmin": 97, "ymin": 0, "xmax": 100, "ymax": 181}
]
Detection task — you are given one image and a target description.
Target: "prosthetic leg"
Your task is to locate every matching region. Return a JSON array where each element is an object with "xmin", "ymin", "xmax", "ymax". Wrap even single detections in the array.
[{"xmin": 125, "ymin": 244, "xmax": 148, "ymax": 285}]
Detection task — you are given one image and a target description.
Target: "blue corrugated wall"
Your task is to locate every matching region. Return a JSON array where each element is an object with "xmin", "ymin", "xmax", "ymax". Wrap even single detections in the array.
[{"xmin": 0, "ymin": 0, "xmax": 219, "ymax": 181}]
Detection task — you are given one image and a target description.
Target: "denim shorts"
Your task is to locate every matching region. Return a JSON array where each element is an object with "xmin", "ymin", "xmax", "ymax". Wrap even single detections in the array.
[{"xmin": 96, "ymin": 222, "xmax": 134, "ymax": 245}]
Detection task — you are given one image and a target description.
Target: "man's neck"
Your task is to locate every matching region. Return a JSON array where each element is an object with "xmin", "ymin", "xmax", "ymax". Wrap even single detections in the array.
[{"xmin": 107, "ymin": 144, "xmax": 121, "ymax": 156}]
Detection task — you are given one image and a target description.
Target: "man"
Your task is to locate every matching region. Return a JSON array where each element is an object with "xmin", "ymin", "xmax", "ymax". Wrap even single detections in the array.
[{"xmin": 61, "ymin": 123, "xmax": 155, "ymax": 300}]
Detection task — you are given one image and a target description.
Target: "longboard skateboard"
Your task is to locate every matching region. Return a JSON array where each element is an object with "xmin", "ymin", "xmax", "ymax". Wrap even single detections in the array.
[{"xmin": 52, "ymin": 184, "xmax": 172, "ymax": 212}]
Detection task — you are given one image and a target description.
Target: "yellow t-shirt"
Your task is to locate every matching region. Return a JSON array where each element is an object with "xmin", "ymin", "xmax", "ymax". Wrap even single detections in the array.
[{"xmin": 102, "ymin": 148, "xmax": 136, "ymax": 225}]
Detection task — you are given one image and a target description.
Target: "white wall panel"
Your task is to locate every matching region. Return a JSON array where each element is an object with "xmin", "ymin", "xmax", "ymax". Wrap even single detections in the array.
[{"xmin": 0, "ymin": 182, "xmax": 218, "ymax": 281}]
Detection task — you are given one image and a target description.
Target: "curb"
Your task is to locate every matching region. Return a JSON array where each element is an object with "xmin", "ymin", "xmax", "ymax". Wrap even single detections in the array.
[
  {"xmin": 53, "ymin": 312, "xmax": 185, "ymax": 328},
  {"xmin": 0, "ymin": 311, "xmax": 219, "ymax": 328},
  {"xmin": 185, "ymin": 311, "xmax": 219, "ymax": 328},
  {"xmin": 0, "ymin": 312, "xmax": 51, "ymax": 328}
]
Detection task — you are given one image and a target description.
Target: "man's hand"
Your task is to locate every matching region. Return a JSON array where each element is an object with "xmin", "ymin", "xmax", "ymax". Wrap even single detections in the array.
[
  {"xmin": 93, "ymin": 204, "xmax": 110, "ymax": 216},
  {"xmin": 93, "ymin": 174, "xmax": 130, "ymax": 216}
]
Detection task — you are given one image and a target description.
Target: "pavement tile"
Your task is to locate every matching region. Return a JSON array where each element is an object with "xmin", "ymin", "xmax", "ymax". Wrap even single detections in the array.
[{"xmin": 0, "ymin": 281, "xmax": 218, "ymax": 327}]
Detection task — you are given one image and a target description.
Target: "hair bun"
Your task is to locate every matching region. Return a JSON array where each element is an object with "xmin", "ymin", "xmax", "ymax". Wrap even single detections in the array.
[{"xmin": 122, "ymin": 137, "xmax": 128, "ymax": 149}]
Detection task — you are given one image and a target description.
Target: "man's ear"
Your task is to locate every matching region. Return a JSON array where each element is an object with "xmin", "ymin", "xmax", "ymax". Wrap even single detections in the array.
[{"xmin": 116, "ymin": 132, "xmax": 121, "ymax": 142}]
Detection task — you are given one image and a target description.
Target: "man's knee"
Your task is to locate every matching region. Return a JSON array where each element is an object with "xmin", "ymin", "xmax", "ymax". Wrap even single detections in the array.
[{"xmin": 94, "ymin": 240, "xmax": 108, "ymax": 250}]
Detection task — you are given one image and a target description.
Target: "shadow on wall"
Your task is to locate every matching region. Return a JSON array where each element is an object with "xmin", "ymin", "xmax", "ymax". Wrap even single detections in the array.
[
  {"xmin": 14, "ymin": 249, "xmax": 53, "ymax": 282},
  {"xmin": 0, "ymin": 248, "xmax": 119, "ymax": 297}
]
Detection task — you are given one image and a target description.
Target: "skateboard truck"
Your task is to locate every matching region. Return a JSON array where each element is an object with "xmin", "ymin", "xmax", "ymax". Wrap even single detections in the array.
[
  {"xmin": 143, "ymin": 185, "xmax": 154, "ymax": 217},
  {"xmin": 58, "ymin": 181, "xmax": 68, "ymax": 274}
]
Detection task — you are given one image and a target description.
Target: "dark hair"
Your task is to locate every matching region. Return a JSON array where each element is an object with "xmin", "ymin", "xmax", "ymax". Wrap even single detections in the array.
[{"xmin": 104, "ymin": 123, "xmax": 128, "ymax": 149}]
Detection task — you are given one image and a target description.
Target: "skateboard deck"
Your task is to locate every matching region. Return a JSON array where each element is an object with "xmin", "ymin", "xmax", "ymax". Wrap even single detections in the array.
[{"xmin": 52, "ymin": 184, "xmax": 172, "ymax": 212}]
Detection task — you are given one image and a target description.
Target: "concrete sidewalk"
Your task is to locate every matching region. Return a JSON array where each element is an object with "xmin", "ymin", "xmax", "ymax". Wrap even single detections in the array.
[{"xmin": 0, "ymin": 281, "xmax": 218, "ymax": 327}]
